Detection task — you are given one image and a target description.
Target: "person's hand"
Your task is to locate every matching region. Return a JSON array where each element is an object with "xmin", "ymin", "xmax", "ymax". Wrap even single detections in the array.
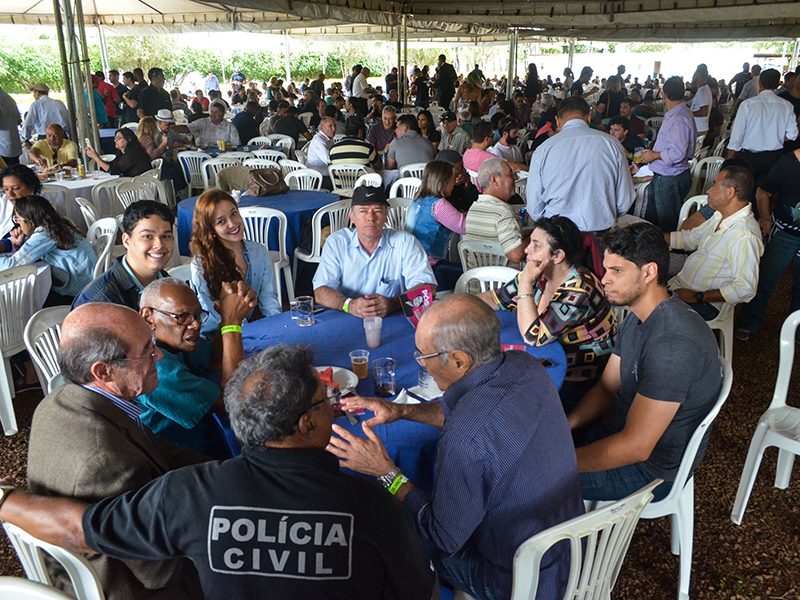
[
  {"xmin": 217, "ymin": 281, "xmax": 257, "ymax": 324},
  {"xmin": 10, "ymin": 227, "xmax": 26, "ymax": 249},
  {"xmin": 326, "ymin": 423, "xmax": 395, "ymax": 477},
  {"xmin": 85, "ymin": 146, "xmax": 98, "ymax": 161},
  {"xmin": 349, "ymin": 294, "xmax": 392, "ymax": 318},
  {"xmin": 641, "ymin": 149, "xmax": 658, "ymax": 164},
  {"xmin": 31, "ymin": 155, "xmax": 46, "ymax": 168},
  {"xmin": 338, "ymin": 395, "xmax": 405, "ymax": 427},
  {"xmin": 673, "ymin": 288, "xmax": 696, "ymax": 304},
  {"xmin": 381, "ymin": 143, "xmax": 391, "ymax": 154},
  {"xmin": 630, "ymin": 163, "xmax": 639, "ymax": 176},
  {"xmin": 759, "ymin": 217, "xmax": 771, "ymax": 237},
  {"xmin": 519, "ymin": 256, "xmax": 547, "ymax": 287}
]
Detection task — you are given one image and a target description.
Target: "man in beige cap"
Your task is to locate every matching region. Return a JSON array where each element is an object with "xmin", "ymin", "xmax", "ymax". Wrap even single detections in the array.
[{"xmin": 22, "ymin": 82, "xmax": 70, "ymax": 141}]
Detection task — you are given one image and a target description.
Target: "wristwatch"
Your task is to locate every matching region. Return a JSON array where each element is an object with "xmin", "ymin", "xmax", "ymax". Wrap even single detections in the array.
[
  {"xmin": 0, "ymin": 485, "xmax": 15, "ymax": 510},
  {"xmin": 377, "ymin": 467, "xmax": 402, "ymax": 489},
  {"xmin": 694, "ymin": 291, "xmax": 705, "ymax": 304}
]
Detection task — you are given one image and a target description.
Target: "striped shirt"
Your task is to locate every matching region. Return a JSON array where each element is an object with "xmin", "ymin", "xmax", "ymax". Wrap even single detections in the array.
[
  {"xmin": 329, "ymin": 137, "xmax": 378, "ymax": 167},
  {"xmin": 402, "ymin": 351, "xmax": 583, "ymax": 599},
  {"xmin": 464, "ymin": 194, "xmax": 523, "ymax": 256},
  {"xmin": 82, "ymin": 384, "xmax": 143, "ymax": 428},
  {"xmin": 669, "ymin": 203, "xmax": 764, "ymax": 305}
]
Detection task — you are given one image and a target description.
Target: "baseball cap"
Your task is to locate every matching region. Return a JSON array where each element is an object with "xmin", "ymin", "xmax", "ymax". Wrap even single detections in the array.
[
  {"xmin": 155, "ymin": 109, "xmax": 175, "ymax": 123},
  {"xmin": 439, "ymin": 111, "xmax": 457, "ymax": 123},
  {"xmin": 351, "ymin": 185, "xmax": 390, "ymax": 207},
  {"xmin": 31, "ymin": 83, "xmax": 50, "ymax": 93}
]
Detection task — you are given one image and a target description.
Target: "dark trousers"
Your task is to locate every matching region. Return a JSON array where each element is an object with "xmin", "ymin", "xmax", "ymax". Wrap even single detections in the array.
[
  {"xmin": 739, "ymin": 149, "xmax": 781, "ymax": 219},
  {"xmin": 645, "ymin": 170, "xmax": 693, "ymax": 233},
  {"xmin": 1, "ymin": 156, "xmax": 20, "ymax": 166}
]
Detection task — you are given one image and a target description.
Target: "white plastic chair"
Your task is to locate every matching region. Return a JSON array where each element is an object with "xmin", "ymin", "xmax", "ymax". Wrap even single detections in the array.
[
  {"xmin": 267, "ymin": 134, "xmax": 294, "ymax": 158},
  {"xmin": 677, "ymin": 195, "xmax": 709, "ymax": 229},
  {"xmin": 252, "ymin": 149, "xmax": 286, "ymax": 163},
  {"xmin": 514, "ymin": 170, "xmax": 528, "ymax": 197},
  {"xmin": 292, "ymin": 200, "xmax": 351, "ymax": 289},
  {"xmin": 247, "ymin": 136, "xmax": 273, "ymax": 146},
  {"xmin": 40, "ymin": 184, "xmax": 70, "ymax": 213},
  {"xmin": 385, "ymin": 197, "xmax": 413, "ymax": 231},
  {"xmin": 150, "ymin": 158, "xmax": 163, "ymax": 176},
  {"xmin": 389, "ymin": 177, "xmax": 422, "ymax": 199},
  {"xmin": 243, "ymin": 158, "xmax": 281, "ymax": 170},
  {"xmin": 466, "ymin": 168, "xmax": 480, "ymax": 189},
  {"xmin": 74, "ymin": 197, "xmax": 98, "ymax": 230},
  {"xmin": 454, "ymin": 266, "xmax": 519, "ymax": 295},
  {"xmin": 202, "ymin": 157, "xmax": 242, "ymax": 191},
  {"xmin": 120, "ymin": 122, "xmax": 138, "ymax": 131},
  {"xmin": 0, "ymin": 577, "xmax": 75, "ymax": 599},
  {"xmin": 690, "ymin": 156, "xmax": 724, "ymax": 197},
  {"xmin": 355, "ymin": 173, "xmax": 383, "ymax": 189},
  {"xmin": 167, "ymin": 263, "xmax": 193, "ymax": 283},
  {"xmin": 645, "ymin": 116, "xmax": 664, "ymax": 140},
  {"xmin": 328, "ymin": 163, "xmax": 368, "ymax": 193},
  {"xmin": 177, "ymin": 151, "xmax": 209, "ymax": 196},
  {"xmin": 285, "ymin": 169, "xmax": 323, "ymax": 191},
  {"xmin": 458, "ymin": 240, "xmax": 510, "ymax": 270},
  {"xmin": 2, "ymin": 522, "xmax": 106, "ymax": 600},
  {"xmin": 633, "ymin": 179, "xmax": 651, "ymax": 219},
  {"xmin": 23, "ymin": 306, "xmax": 70, "ymax": 395},
  {"xmin": 399, "ymin": 162, "xmax": 427, "ymax": 179},
  {"xmin": 278, "ymin": 159, "xmax": 306, "ymax": 178},
  {"xmin": 131, "ymin": 173, "xmax": 170, "ymax": 207},
  {"xmin": 732, "ymin": 310, "xmax": 800, "ymax": 525},
  {"xmin": 299, "ymin": 113, "xmax": 313, "ymax": 127},
  {"xmin": 115, "ymin": 182, "xmax": 154, "ymax": 210},
  {"xmin": 239, "ymin": 206, "xmax": 294, "ymax": 305},
  {"xmin": 712, "ymin": 137, "xmax": 728, "ymax": 158},
  {"xmin": 90, "ymin": 178, "xmax": 132, "ymax": 217},
  {"xmin": 223, "ymin": 151, "xmax": 253, "ymax": 161},
  {"xmin": 590, "ymin": 358, "xmax": 733, "ymax": 600},
  {"xmin": 87, "ymin": 218, "xmax": 119, "ymax": 278},
  {"xmin": 0, "ymin": 265, "xmax": 38, "ymax": 435}
]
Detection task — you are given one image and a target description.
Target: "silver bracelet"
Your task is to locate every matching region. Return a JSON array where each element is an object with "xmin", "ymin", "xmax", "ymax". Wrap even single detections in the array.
[{"xmin": 378, "ymin": 467, "xmax": 402, "ymax": 489}]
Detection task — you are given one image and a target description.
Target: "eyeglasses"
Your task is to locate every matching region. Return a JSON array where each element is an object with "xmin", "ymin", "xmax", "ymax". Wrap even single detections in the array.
[
  {"xmin": 116, "ymin": 332, "xmax": 158, "ymax": 364},
  {"xmin": 413, "ymin": 349, "xmax": 447, "ymax": 366},
  {"xmin": 146, "ymin": 307, "xmax": 209, "ymax": 326},
  {"xmin": 295, "ymin": 396, "xmax": 329, "ymax": 425}
]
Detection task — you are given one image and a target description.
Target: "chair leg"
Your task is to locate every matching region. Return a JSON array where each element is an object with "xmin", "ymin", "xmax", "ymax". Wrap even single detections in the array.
[
  {"xmin": 282, "ymin": 265, "xmax": 295, "ymax": 304},
  {"xmin": 774, "ymin": 449, "xmax": 796, "ymax": 490},
  {"xmin": 730, "ymin": 423, "xmax": 770, "ymax": 525},
  {"xmin": 720, "ymin": 314, "xmax": 734, "ymax": 363},
  {"xmin": 273, "ymin": 267, "xmax": 283, "ymax": 308},
  {"xmin": 292, "ymin": 255, "xmax": 299, "ymax": 293},
  {"xmin": 676, "ymin": 477, "xmax": 694, "ymax": 600},
  {"xmin": 0, "ymin": 357, "xmax": 19, "ymax": 436}
]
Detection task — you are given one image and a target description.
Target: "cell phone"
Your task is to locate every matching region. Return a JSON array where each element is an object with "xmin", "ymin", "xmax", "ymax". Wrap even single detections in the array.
[
  {"xmin": 538, "ymin": 358, "xmax": 554, "ymax": 368},
  {"xmin": 313, "ymin": 305, "xmax": 325, "ymax": 314},
  {"xmin": 84, "ymin": 138, "xmax": 91, "ymax": 148}
]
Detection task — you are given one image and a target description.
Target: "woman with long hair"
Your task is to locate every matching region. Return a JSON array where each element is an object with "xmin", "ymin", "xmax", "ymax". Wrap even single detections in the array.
[
  {"xmin": 85, "ymin": 128, "xmax": 152, "ymax": 177},
  {"xmin": 453, "ymin": 72, "xmax": 483, "ymax": 112},
  {"xmin": 0, "ymin": 195, "xmax": 96, "ymax": 305},
  {"xmin": 137, "ymin": 116, "xmax": 169, "ymax": 161},
  {"xmin": 416, "ymin": 109, "xmax": 441, "ymax": 150},
  {"xmin": 596, "ymin": 75, "xmax": 625, "ymax": 122},
  {"xmin": 524, "ymin": 63, "xmax": 542, "ymax": 104},
  {"xmin": 190, "ymin": 189, "xmax": 281, "ymax": 337},
  {"xmin": 405, "ymin": 160, "xmax": 466, "ymax": 290},
  {"xmin": 478, "ymin": 216, "xmax": 616, "ymax": 412},
  {"xmin": 1, "ymin": 164, "xmax": 42, "ymax": 253}
]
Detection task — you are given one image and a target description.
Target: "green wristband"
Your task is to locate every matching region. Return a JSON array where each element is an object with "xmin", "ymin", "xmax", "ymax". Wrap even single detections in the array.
[
  {"xmin": 388, "ymin": 473, "xmax": 408, "ymax": 495},
  {"xmin": 220, "ymin": 325, "xmax": 242, "ymax": 335},
  {"xmin": 342, "ymin": 298, "xmax": 352, "ymax": 313}
]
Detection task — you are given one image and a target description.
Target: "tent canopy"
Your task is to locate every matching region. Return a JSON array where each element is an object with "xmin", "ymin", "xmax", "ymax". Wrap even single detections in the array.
[{"xmin": 2, "ymin": 0, "xmax": 800, "ymax": 42}]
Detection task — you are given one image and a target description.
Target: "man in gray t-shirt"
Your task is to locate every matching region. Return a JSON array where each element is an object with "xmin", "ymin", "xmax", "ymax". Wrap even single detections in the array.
[
  {"xmin": 385, "ymin": 114, "xmax": 436, "ymax": 171},
  {"xmin": 567, "ymin": 223, "xmax": 722, "ymax": 502}
]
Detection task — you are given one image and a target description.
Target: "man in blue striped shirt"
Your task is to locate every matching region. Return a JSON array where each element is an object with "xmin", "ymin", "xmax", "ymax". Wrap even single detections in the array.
[{"xmin": 332, "ymin": 295, "xmax": 583, "ymax": 600}]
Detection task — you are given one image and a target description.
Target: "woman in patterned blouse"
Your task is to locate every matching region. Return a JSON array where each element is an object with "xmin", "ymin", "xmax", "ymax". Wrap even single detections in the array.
[{"xmin": 478, "ymin": 216, "xmax": 617, "ymax": 412}]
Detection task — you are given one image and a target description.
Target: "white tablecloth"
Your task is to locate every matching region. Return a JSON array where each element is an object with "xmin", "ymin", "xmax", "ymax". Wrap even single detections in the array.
[{"xmin": 46, "ymin": 172, "xmax": 120, "ymax": 230}]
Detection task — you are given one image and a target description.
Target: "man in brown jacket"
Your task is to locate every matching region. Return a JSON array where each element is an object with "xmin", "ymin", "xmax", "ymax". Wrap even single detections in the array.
[{"xmin": 26, "ymin": 303, "xmax": 208, "ymax": 599}]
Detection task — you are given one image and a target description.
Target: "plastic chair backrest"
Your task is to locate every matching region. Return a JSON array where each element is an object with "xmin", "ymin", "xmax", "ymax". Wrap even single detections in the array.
[
  {"xmin": 40, "ymin": 184, "xmax": 70, "ymax": 209},
  {"xmin": 766, "ymin": 310, "xmax": 800, "ymax": 413},
  {"xmin": 248, "ymin": 136, "xmax": 273, "ymax": 145},
  {"xmin": 328, "ymin": 163, "xmax": 368, "ymax": 190},
  {"xmin": 252, "ymin": 149, "xmax": 286, "ymax": 163},
  {"xmin": 633, "ymin": 180, "xmax": 651, "ymax": 219},
  {"xmin": 466, "ymin": 168, "xmax": 480, "ymax": 189},
  {"xmin": 87, "ymin": 218, "xmax": 119, "ymax": 277},
  {"xmin": 677, "ymin": 195, "xmax": 709, "ymax": 229},
  {"xmin": 243, "ymin": 158, "xmax": 281, "ymax": 170},
  {"xmin": 150, "ymin": 158, "xmax": 163, "ymax": 175},
  {"xmin": 305, "ymin": 200, "xmax": 352, "ymax": 260},
  {"xmin": 355, "ymin": 173, "xmax": 383, "ymax": 188},
  {"xmin": 712, "ymin": 137, "xmax": 728, "ymax": 157},
  {"xmin": 115, "ymin": 182, "xmax": 154, "ymax": 210},
  {"xmin": 454, "ymin": 266, "xmax": 519, "ymax": 294},
  {"xmin": 0, "ymin": 265, "xmax": 38, "ymax": 354},
  {"xmin": 0, "ymin": 577, "xmax": 74, "ymax": 599},
  {"xmin": 691, "ymin": 156, "xmax": 724, "ymax": 195},
  {"xmin": 168, "ymin": 263, "xmax": 193, "ymax": 283},
  {"xmin": 509, "ymin": 480, "xmax": 660, "ymax": 600},
  {"xmin": 202, "ymin": 157, "xmax": 242, "ymax": 190},
  {"xmin": 238, "ymin": 206, "xmax": 289, "ymax": 264},
  {"xmin": 389, "ymin": 177, "xmax": 421, "ymax": 199},
  {"xmin": 386, "ymin": 197, "xmax": 414, "ymax": 231},
  {"xmin": 131, "ymin": 174, "xmax": 169, "ymax": 206},
  {"xmin": 278, "ymin": 159, "xmax": 305, "ymax": 177},
  {"xmin": 120, "ymin": 122, "xmax": 138, "ymax": 131},
  {"xmin": 399, "ymin": 162, "xmax": 427, "ymax": 179},
  {"xmin": 299, "ymin": 113, "xmax": 313, "ymax": 127},
  {"xmin": 176, "ymin": 151, "xmax": 209, "ymax": 189},
  {"xmin": 23, "ymin": 306, "xmax": 69, "ymax": 393},
  {"xmin": 267, "ymin": 135, "xmax": 294, "ymax": 157},
  {"xmin": 458, "ymin": 239, "xmax": 509, "ymax": 270},
  {"xmin": 90, "ymin": 178, "xmax": 132, "ymax": 215},
  {"xmin": 2, "ymin": 523, "xmax": 106, "ymax": 600},
  {"xmin": 223, "ymin": 151, "xmax": 254, "ymax": 161},
  {"xmin": 74, "ymin": 197, "xmax": 98, "ymax": 230},
  {"xmin": 285, "ymin": 169, "xmax": 323, "ymax": 191}
]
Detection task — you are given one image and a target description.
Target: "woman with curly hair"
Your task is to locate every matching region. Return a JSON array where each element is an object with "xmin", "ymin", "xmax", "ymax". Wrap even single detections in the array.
[
  {"xmin": 0, "ymin": 195, "xmax": 96, "ymax": 305},
  {"xmin": 190, "ymin": 189, "xmax": 281, "ymax": 337},
  {"xmin": 1, "ymin": 164, "xmax": 42, "ymax": 253}
]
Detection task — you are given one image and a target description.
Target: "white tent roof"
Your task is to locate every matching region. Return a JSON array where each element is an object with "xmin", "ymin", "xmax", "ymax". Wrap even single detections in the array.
[{"xmin": 2, "ymin": 0, "xmax": 800, "ymax": 41}]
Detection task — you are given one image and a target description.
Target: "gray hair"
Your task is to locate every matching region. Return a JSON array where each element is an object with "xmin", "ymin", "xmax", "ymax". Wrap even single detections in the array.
[
  {"xmin": 139, "ymin": 277, "xmax": 192, "ymax": 309},
  {"xmin": 431, "ymin": 296, "xmax": 501, "ymax": 367},
  {"xmin": 477, "ymin": 157, "xmax": 505, "ymax": 192},
  {"xmin": 59, "ymin": 328, "xmax": 129, "ymax": 385},
  {"xmin": 209, "ymin": 101, "xmax": 226, "ymax": 112},
  {"xmin": 224, "ymin": 344, "xmax": 319, "ymax": 448},
  {"xmin": 382, "ymin": 105, "xmax": 397, "ymax": 116}
]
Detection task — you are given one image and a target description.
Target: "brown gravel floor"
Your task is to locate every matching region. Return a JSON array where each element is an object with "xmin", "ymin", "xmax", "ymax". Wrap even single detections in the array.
[{"xmin": 1, "ymin": 275, "xmax": 799, "ymax": 599}]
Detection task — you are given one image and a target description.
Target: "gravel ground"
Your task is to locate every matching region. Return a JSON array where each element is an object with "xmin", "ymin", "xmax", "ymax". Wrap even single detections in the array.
[{"xmin": 1, "ymin": 275, "xmax": 799, "ymax": 598}]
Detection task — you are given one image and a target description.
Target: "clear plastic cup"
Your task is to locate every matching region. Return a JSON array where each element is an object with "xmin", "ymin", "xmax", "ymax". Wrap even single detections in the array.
[
  {"xmin": 364, "ymin": 316, "xmax": 382, "ymax": 349},
  {"xmin": 349, "ymin": 350, "xmax": 370, "ymax": 379}
]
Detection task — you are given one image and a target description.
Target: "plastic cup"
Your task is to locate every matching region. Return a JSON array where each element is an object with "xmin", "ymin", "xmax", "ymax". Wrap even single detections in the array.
[
  {"xmin": 290, "ymin": 296, "xmax": 315, "ymax": 326},
  {"xmin": 349, "ymin": 350, "xmax": 370, "ymax": 379},
  {"xmin": 372, "ymin": 357, "xmax": 396, "ymax": 397},
  {"xmin": 364, "ymin": 316, "xmax": 382, "ymax": 349}
]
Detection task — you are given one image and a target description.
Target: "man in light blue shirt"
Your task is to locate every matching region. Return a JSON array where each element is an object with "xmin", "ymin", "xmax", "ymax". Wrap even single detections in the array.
[
  {"xmin": 22, "ymin": 83, "xmax": 70, "ymax": 141},
  {"xmin": 526, "ymin": 96, "xmax": 634, "ymax": 234},
  {"xmin": 314, "ymin": 186, "xmax": 436, "ymax": 318},
  {"xmin": 204, "ymin": 71, "xmax": 220, "ymax": 95}
]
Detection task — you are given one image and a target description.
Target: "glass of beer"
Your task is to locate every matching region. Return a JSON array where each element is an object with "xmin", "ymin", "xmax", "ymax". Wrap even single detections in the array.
[{"xmin": 349, "ymin": 350, "xmax": 370, "ymax": 379}]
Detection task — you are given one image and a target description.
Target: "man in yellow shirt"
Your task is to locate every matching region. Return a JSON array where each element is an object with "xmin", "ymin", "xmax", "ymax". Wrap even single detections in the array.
[{"xmin": 28, "ymin": 124, "xmax": 78, "ymax": 168}]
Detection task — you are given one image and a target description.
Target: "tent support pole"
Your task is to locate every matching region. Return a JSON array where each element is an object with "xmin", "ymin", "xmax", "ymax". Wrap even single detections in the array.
[
  {"xmin": 73, "ymin": 0, "xmax": 101, "ymax": 150},
  {"xmin": 284, "ymin": 33, "xmax": 291, "ymax": 85},
  {"xmin": 403, "ymin": 15, "xmax": 408, "ymax": 105},
  {"xmin": 791, "ymin": 39, "xmax": 800, "ymax": 71},
  {"xmin": 568, "ymin": 39, "xmax": 575, "ymax": 72},
  {"xmin": 397, "ymin": 23, "xmax": 402, "ymax": 104},
  {"xmin": 506, "ymin": 31, "xmax": 515, "ymax": 99},
  {"xmin": 52, "ymin": 0, "xmax": 77, "ymax": 142},
  {"xmin": 61, "ymin": 0, "xmax": 94, "ymax": 156},
  {"xmin": 95, "ymin": 17, "xmax": 110, "ymax": 76}
]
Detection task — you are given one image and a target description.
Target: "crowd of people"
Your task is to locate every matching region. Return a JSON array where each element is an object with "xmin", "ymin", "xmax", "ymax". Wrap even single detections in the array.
[{"xmin": 0, "ymin": 53, "xmax": 799, "ymax": 600}]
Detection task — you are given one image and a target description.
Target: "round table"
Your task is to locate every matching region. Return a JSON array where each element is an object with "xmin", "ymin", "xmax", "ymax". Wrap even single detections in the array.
[
  {"xmin": 177, "ymin": 190, "xmax": 337, "ymax": 258},
  {"xmin": 240, "ymin": 309, "xmax": 567, "ymax": 493}
]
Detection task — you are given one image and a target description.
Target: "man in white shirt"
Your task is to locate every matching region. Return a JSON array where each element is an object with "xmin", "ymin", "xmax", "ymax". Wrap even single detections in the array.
[
  {"xmin": 351, "ymin": 66, "xmax": 375, "ymax": 117},
  {"xmin": 727, "ymin": 68, "xmax": 798, "ymax": 197},
  {"xmin": 171, "ymin": 101, "xmax": 240, "ymax": 148},
  {"xmin": 306, "ymin": 116, "xmax": 336, "ymax": 189},
  {"xmin": 488, "ymin": 117, "xmax": 527, "ymax": 167},
  {"xmin": 21, "ymin": 83, "xmax": 70, "ymax": 141},
  {"xmin": 690, "ymin": 65, "xmax": 712, "ymax": 135}
]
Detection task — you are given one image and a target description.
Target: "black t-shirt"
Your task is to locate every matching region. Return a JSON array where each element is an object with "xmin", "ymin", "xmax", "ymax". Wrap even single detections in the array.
[
  {"xmin": 422, "ymin": 129, "xmax": 441, "ymax": 144},
  {"xmin": 109, "ymin": 145, "xmax": 152, "ymax": 178},
  {"xmin": 414, "ymin": 77, "xmax": 429, "ymax": 107},
  {"xmin": 598, "ymin": 91, "xmax": 624, "ymax": 119},
  {"xmin": 123, "ymin": 86, "xmax": 141, "ymax": 123},
  {"xmin": 447, "ymin": 183, "xmax": 479, "ymax": 213},
  {"xmin": 273, "ymin": 116, "xmax": 309, "ymax": 142},
  {"xmin": 621, "ymin": 133, "xmax": 645, "ymax": 154},
  {"xmin": 761, "ymin": 151, "xmax": 800, "ymax": 235},
  {"xmin": 569, "ymin": 81, "xmax": 584, "ymax": 96},
  {"xmin": 83, "ymin": 447, "xmax": 434, "ymax": 600},
  {"xmin": 310, "ymin": 80, "xmax": 325, "ymax": 99},
  {"xmin": 138, "ymin": 85, "xmax": 171, "ymax": 117},
  {"xmin": 778, "ymin": 90, "xmax": 800, "ymax": 118},
  {"xmin": 385, "ymin": 73, "xmax": 398, "ymax": 92}
]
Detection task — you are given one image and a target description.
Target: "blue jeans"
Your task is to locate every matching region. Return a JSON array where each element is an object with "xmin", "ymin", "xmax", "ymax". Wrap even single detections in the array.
[
  {"xmin": 737, "ymin": 228, "xmax": 800, "ymax": 335},
  {"xmin": 421, "ymin": 540, "xmax": 499, "ymax": 600},
  {"xmin": 645, "ymin": 170, "xmax": 693, "ymax": 233}
]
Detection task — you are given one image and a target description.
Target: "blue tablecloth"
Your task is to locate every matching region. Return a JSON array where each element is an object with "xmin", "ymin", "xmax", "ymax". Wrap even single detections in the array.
[
  {"xmin": 177, "ymin": 190, "xmax": 337, "ymax": 257},
  {"xmin": 241, "ymin": 309, "xmax": 567, "ymax": 493}
]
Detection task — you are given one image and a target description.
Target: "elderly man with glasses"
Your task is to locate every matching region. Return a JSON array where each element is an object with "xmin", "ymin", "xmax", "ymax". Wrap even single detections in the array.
[{"xmin": 137, "ymin": 277, "xmax": 252, "ymax": 454}]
